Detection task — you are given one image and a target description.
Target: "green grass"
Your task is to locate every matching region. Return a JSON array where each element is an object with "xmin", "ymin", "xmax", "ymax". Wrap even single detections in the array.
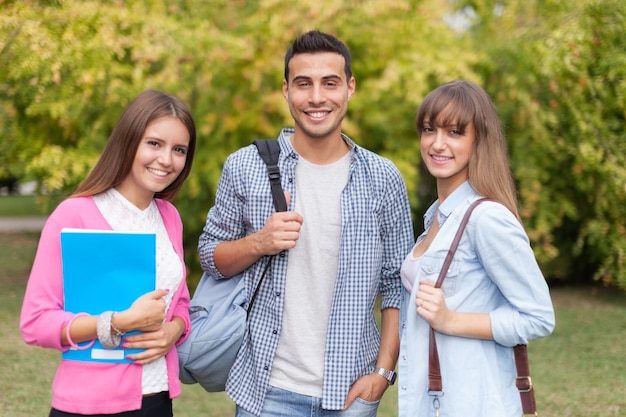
[
  {"xmin": 0, "ymin": 195, "xmax": 50, "ymax": 216},
  {"xmin": 2, "ymin": 231, "xmax": 625, "ymax": 417},
  {"xmin": 530, "ymin": 287, "xmax": 626, "ymax": 416}
]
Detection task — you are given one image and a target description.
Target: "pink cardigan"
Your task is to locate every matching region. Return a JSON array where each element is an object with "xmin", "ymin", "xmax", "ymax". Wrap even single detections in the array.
[{"xmin": 20, "ymin": 196, "xmax": 191, "ymax": 414}]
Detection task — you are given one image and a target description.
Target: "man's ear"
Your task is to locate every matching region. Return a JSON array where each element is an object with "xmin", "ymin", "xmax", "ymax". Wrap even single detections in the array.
[
  {"xmin": 282, "ymin": 80, "xmax": 289, "ymax": 100},
  {"xmin": 347, "ymin": 77, "xmax": 356, "ymax": 100}
]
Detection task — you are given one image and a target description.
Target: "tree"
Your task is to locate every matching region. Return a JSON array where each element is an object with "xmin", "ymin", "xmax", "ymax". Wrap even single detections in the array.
[
  {"xmin": 2, "ymin": 0, "xmax": 624, "ymax": 290},
  {"xmin": 459, "ymin": 0, "xmax": 626, "ymax": 288},
  {"xmin": 1, "ymin": 0, "xmax": 471, "ymax": 283}
]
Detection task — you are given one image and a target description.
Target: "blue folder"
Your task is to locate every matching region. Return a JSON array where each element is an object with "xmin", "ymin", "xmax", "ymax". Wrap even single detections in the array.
[{"xmin": 61, "ymin": 228, "xmax": 156, "ymax": 363}]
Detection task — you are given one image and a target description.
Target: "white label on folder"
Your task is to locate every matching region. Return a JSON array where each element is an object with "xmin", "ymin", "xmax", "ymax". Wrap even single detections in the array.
[{"xmin": 91, "ymin": 348, "xmax": 125, "ymax": 360}]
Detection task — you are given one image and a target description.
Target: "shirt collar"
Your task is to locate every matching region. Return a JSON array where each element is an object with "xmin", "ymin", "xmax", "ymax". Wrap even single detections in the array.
[
  {"xmin": 278, "ymin": 128, "xmax": 358, "ymax": 159},
  {"xmin": 423, "ymin": 181, "xmax": 478, "ymax": 229}
]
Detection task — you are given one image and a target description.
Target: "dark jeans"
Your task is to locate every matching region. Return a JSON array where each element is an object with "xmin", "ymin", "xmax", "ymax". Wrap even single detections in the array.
[{"xmin": 49, "ymin": 391, "xmax": 172, "ymax": 417}]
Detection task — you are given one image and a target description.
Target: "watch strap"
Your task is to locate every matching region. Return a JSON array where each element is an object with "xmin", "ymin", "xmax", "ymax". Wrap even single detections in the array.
[{"xmin": 374, "ymin": 367, "xmax": 397, "ymax": 385}]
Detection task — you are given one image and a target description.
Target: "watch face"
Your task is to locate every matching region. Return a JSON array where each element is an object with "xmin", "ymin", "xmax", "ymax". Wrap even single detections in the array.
[{"xmin": 389, "ymin": 372, "xmax": 397, "ymax": 385}]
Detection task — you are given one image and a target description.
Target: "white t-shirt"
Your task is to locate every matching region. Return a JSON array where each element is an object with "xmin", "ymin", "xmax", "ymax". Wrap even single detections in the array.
[{"xmin": 269, "ymin": 151, "xmax": 350, "ymax": 397}]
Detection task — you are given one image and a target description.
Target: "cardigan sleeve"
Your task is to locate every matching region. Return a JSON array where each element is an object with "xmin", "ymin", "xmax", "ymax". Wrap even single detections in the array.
[{"xmin": 20, "ymin": 200, "xmax": 92, "ymax": 350}]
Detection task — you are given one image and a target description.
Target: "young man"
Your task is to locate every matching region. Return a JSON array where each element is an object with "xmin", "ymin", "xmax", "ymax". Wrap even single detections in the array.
[{"xmin": 198, "ymin": 30, "xmax": 414, "ymax": 417}]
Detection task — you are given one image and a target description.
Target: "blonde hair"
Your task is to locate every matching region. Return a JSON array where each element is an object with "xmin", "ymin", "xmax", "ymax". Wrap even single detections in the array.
[{"xmin": 416, "ymin": 80, "xmax": 520, "ymax": 220}]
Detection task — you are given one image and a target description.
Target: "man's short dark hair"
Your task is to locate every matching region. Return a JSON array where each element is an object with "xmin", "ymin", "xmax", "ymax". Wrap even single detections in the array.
[{"xmin": 284, "ymin": 30, "xmax": 353, "ymax": 81}]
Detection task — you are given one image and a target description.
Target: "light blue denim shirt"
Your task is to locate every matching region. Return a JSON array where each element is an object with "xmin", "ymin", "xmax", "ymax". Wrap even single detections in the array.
[
  {"xmin": 199, "ymin": 129, "xmax": 414, "ymax": 414},
  {"xmin": 398, "ymin": 181, "xmax": 555, "ymax": 417}
]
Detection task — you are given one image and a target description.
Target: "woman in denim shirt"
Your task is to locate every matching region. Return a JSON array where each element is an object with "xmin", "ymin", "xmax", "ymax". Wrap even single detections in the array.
[{"xmin": 398, "ymin": 80, "xmax": 555, "ymax": 417}]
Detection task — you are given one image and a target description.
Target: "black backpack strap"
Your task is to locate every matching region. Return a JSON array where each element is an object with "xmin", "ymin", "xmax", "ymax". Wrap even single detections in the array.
[
  {"xmin": 247, "ymin": 139, "xmax": 287, "ymax": 318},
  {"xmin": 253, "ymin": 139, "xmax": 287, "ymax": 212}
]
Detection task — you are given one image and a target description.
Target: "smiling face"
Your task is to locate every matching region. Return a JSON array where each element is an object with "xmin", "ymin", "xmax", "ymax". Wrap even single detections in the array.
[
  {"xmin": 282, "ymin": 52, "xmax": 355, "ymax": 143},
  {"xmin": 116, "ymin": 116, "xmax": 190, "ymax": 209},
  {"xmin": 420, "ymin": 112, "xmax": 476, "ymax": 196}
]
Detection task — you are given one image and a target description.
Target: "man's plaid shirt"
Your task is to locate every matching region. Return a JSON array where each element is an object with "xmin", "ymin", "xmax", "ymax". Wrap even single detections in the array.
[{"xmin": 199, "ymin": 129, "xmax": 414, "ymax": 415}]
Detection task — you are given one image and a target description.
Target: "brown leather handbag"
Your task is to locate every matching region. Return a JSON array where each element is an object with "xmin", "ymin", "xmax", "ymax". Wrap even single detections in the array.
[{"xmin": 427, "ymin": 198, "xmax": 537, "ymax": 416}]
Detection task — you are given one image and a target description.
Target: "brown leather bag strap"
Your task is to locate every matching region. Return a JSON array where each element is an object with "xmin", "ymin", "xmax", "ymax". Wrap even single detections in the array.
[
  {"xmin": 515, "ymin": 344, "xmax": 538, "ymax": 415},
  {"xmin": 428, "ymin": 198, "xmax": 490, "ymax": 395},
  {"xmin": 427, "ymin": 198, "xmax": 537, "ymax": 416},
  {"xmin": 433, "ymin": 198, "xmax": 490, "ymax": 288},
  {"xmin": 428, "ymin": 327, "xmax": 443, "ymax": 392}
]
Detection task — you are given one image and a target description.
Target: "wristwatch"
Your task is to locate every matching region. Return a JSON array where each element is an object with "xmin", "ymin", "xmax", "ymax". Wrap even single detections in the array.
[{"xmin": 373, "ymin": 367, "xmax": 397, "ymax": 385}]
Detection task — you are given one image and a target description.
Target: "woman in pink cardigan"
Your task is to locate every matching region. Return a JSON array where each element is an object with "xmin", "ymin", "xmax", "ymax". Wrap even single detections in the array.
[{"xmin": 20, "ymin": 90, "xmax": 196, "ymax": 417}]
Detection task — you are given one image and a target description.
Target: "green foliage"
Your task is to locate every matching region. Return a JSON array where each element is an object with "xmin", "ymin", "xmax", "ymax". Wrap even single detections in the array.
[
  {"xmin": 463, "ymin": 0, "xmax": 626, "ymax": 289},
  {"xmin": 1, "ymin": 0, "xmax": 625, "ymax": 289},
  {"xmin": 1, "ymin": 0, "xmax": 472, "ymax": 282}
]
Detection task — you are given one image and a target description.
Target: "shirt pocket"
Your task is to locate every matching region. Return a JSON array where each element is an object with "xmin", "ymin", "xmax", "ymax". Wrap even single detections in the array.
[
  {"xmin": 320, "ymin": 222, "xmax": 342, "ymax": 256},
  {"xmin": 419, "ymin": 255, "xmax": 461, "ymax": 297}
]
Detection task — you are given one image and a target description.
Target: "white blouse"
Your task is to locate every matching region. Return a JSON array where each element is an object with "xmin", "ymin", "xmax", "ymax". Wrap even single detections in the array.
[{"xmin": 93, "ymin": 188, "xmax": 183, "ymax": 394}]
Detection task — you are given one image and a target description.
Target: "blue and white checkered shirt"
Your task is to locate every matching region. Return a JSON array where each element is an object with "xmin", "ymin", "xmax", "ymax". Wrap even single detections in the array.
[{"xmin": 199, "ymin": 129, "xmax": 414, "ymax": 415}]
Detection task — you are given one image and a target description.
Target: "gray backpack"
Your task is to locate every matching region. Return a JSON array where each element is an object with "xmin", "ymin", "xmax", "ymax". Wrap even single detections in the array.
[{"xmin": 177, "ymin": 139, "xmax": 286, "ymax": 392}]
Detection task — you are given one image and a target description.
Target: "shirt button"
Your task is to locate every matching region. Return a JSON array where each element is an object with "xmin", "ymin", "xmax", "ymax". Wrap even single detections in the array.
[
  {"xmin": 272, "ymin": 329, "xmax": 277, "ymax": 334},
  {"xmin": 275, "ymin": 292, "xmax": 281, "ymax": 297},
  {"xmin": 401, "ymin": 386, "xmax": 407, "ymax": 391},
  {"xmin": 264, "ymin": 365, "xmax": 269, "ymax": 371},
  {"xmin": 402, "ymin": 355, "xmax": 406, "ymax": 361},
  {"xmin": 428, "ymin": 267, "xmax": 433, "ymax": 272},
  {"xmin": 279, "ymin": 252, "xmax": 286, "ymax": 257}
]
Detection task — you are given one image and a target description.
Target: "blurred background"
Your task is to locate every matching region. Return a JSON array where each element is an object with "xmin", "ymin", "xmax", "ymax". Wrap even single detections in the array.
[{"xmin": 1, "ymin": 0, "xmax": 625, "ymax": 291}]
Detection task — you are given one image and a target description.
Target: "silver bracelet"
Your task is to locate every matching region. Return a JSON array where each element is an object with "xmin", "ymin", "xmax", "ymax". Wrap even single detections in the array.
[
  {"xmin": 97, "ymin": 311, "xmax": 122, "ymax": 349},
  {"xmin": 110, "ymin": 313, "xmax": 126, "ymax": 337}
]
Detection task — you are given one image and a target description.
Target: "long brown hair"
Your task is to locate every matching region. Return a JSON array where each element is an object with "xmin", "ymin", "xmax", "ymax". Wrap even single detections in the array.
[
  {"xmin": 72, "ymin": 90, "xmax": 196, "ymax": 201},
  {"xmin": 416, "ymin": 80, "xmax": 520, "ymax": 220}
]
